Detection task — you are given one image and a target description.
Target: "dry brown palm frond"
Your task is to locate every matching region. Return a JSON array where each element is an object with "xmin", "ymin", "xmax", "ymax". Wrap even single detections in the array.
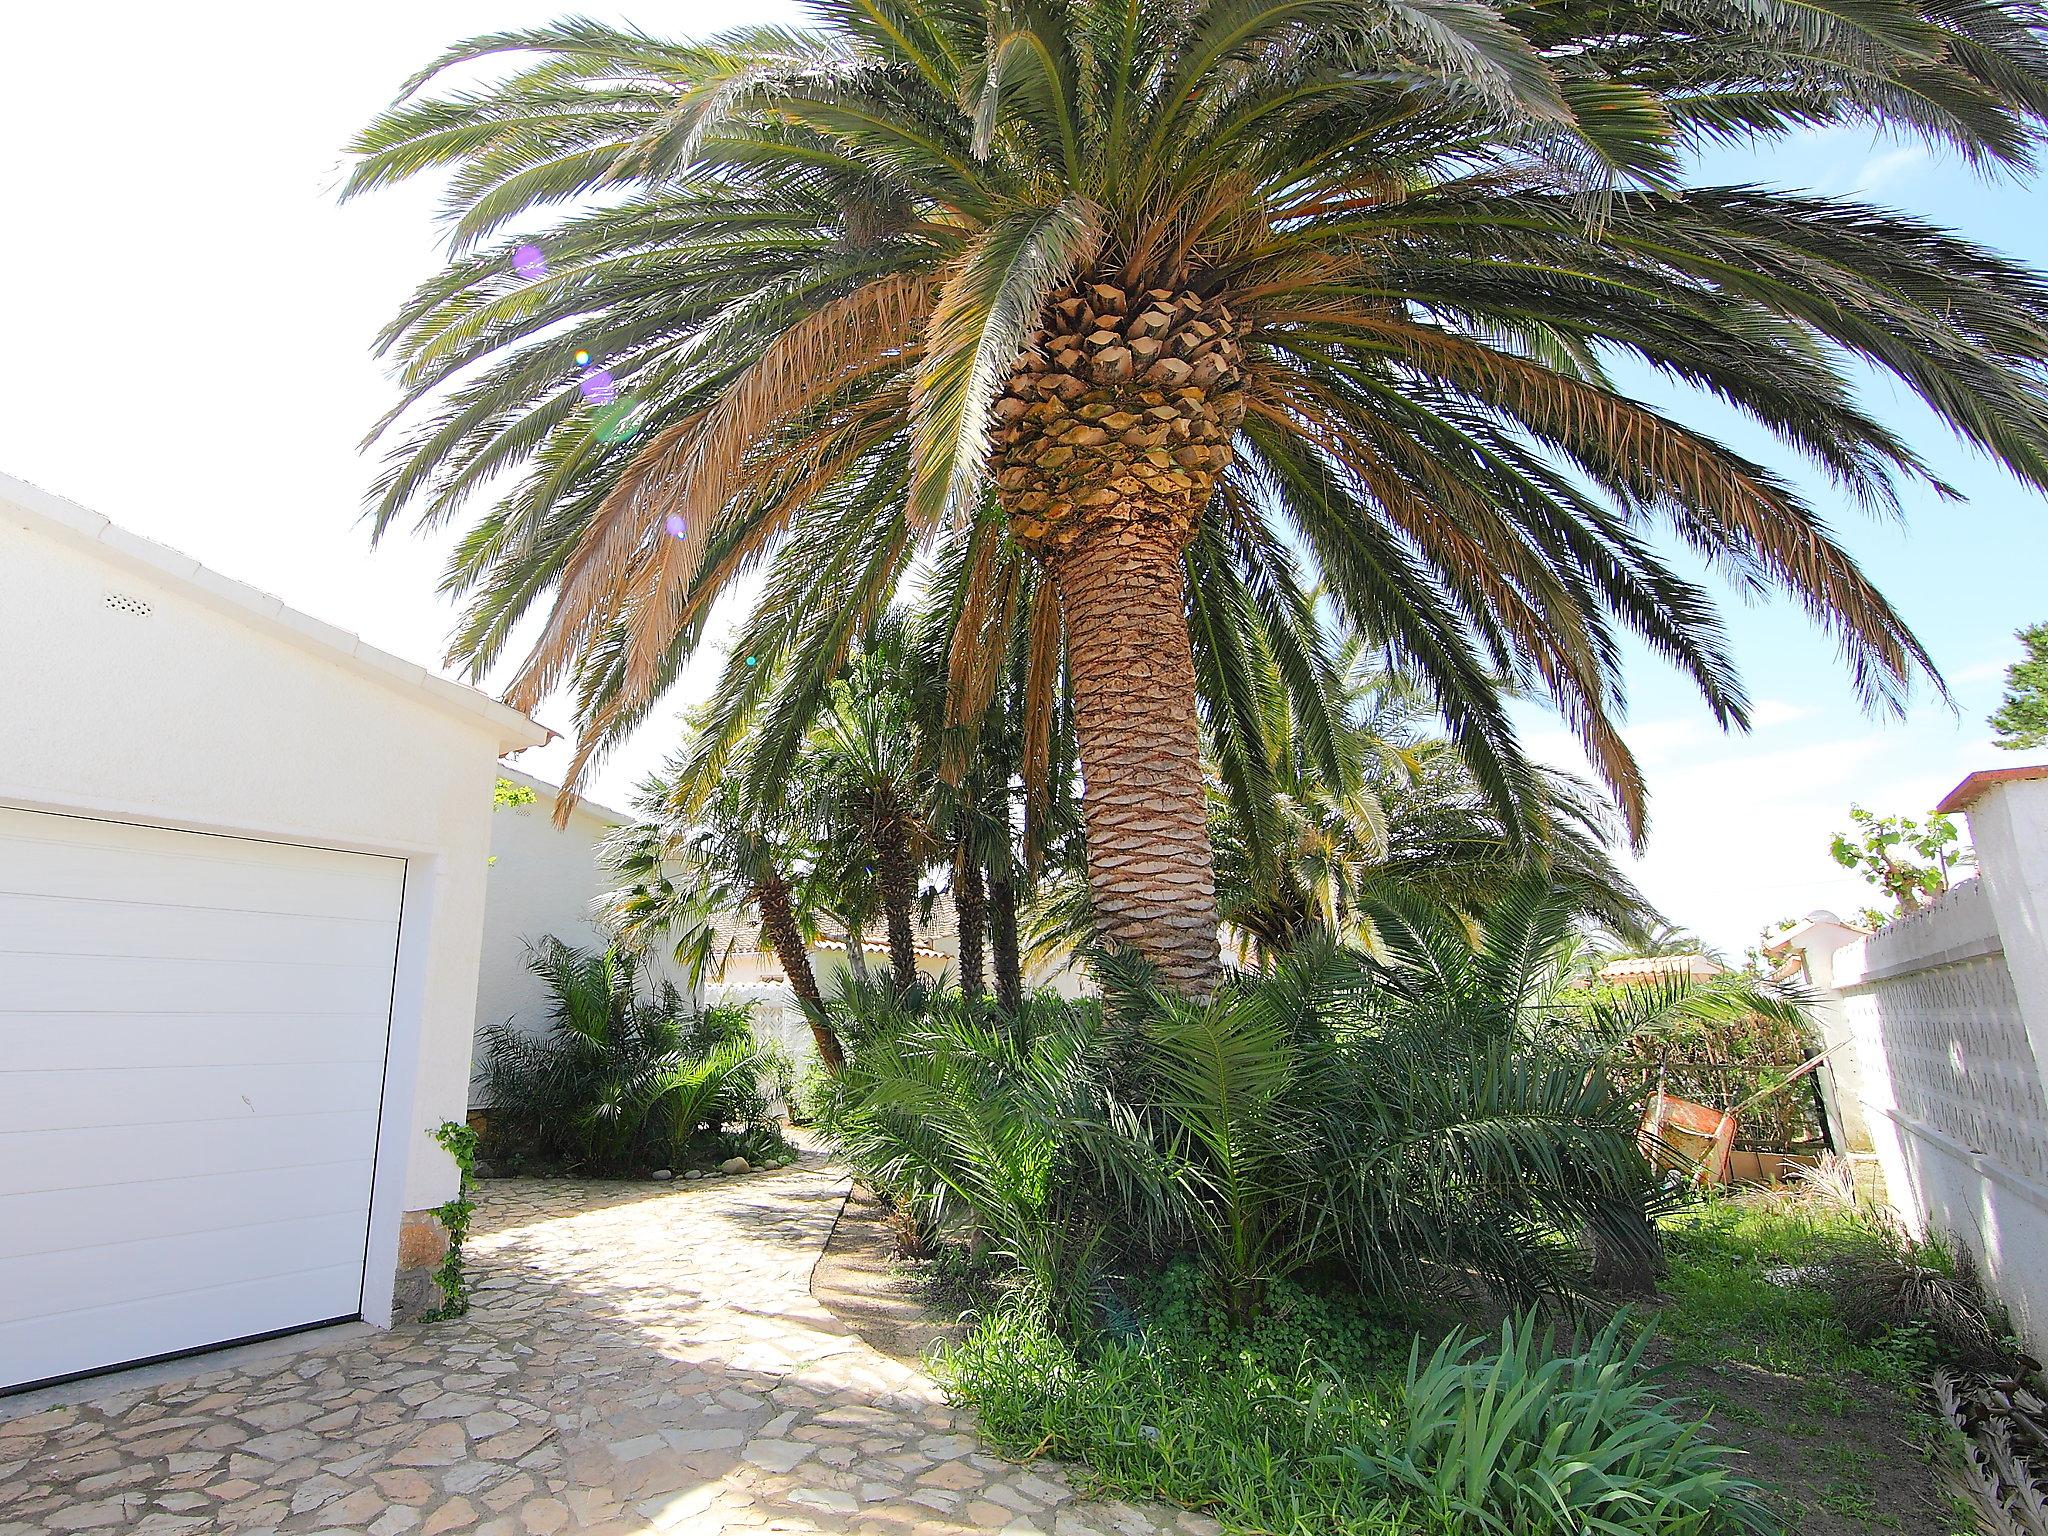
[
  {"xmin": 506, "ymin": 274, "xmax": 937, "ymax": 708},
  {"xmin": 943, "ymin": 515, "xmax": 1018, "ymax": 740},
  {"xmin": 541, "ymin": 404, "xmax": 917, "ymax": 807},
  {"xmin": 618, "ymin": 272, "xmax": 938, "ymax": 684},
  {"xmin": 1019, "ymin": 584, "xmax": 1064, "ymax": 868}
]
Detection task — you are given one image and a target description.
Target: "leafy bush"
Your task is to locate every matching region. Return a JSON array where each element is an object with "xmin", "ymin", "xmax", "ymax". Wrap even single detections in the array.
[
  {"xmin": 815, "ymin": 990, "xmax": 1117, "ymax": 1331},
  {"xmin": 478, "ymin": 938, "xmax": 784, "ymax": 1173},
  {"xmin": 940, "ymin": 1305, "xmax": 1774, "ymax": 1536},
  {"xmin": 823, "ymin": 890, "xmax": 1665, "ymax": 1328},
  {"xmin": 1358, "ymin": 1314, "xmax": 1774, "ymax": 1535}
]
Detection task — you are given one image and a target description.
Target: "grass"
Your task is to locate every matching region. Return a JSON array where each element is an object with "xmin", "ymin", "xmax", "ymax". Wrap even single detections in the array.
[
  {"xmin": 929, "ymin": 1193, "xmax": 1992, "ymax": 1536},
  {"xmin": 1652, "ymin": 1198, "xmax": 1928, "ymax": 1393},
  {"xmin": 937, "ymin": 1266, "xmax": 1774, "ymax": 1536},
  {"xmin": 1644, "ymin": 1193, "xmax": 1982, "ymax": 1536}
]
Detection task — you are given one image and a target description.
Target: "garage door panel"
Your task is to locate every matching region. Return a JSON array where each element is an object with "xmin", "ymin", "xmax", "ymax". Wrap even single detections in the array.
[
  {"xmin": 0, "ymin": 892, "xmax": 397, "ymax": 966},
  {"xmin": 5, "ymin": 952, "xmax": 399, "ymax": 1016},
  {"xmin": 0, "ymin": 1161, "xmax": 379, "ymax": 1260},
  {"xmin": 0, "ymin": 835, "xmax": 403, "ymax": 921},
  {"xmin": 0, "ymin": 1061, "xmax": 389, "ymax": 1134},
  {"xmin": 0, "ymin": 1265, "xmax": 367, "ymax": 1392},
  {"xmin": 0, "ymin": 808, "xmax": 403, "ymax": 1390},
  {"xmin": 0, "ymin": 817, "xmax": 403, "ymax": 922},
  {"xmin": 0, "ymin": 1212, "xmax": 372, "ymax": 1325},
  {"xmin": 0, "ymin": 1013, "xmax": 395, "ymax": 1072},
  {"xmin": 0, "ymin": 1111, "xmax": 379, "ymax": 1198}
]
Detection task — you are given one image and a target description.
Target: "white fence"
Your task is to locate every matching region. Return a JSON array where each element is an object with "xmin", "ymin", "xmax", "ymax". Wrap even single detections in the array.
[{"xmin": 1789, "ymin": 767, "xmax": 2048, "ymax": 1357}]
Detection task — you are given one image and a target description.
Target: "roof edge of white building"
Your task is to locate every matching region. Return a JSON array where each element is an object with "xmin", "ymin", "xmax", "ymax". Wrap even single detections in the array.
[{"xmin": 0, "ymin": 469, "xmax": 550, "ymax": 755}]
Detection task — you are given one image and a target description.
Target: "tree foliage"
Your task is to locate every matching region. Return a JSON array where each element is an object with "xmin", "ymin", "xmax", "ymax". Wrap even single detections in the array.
[
  {"xmin": 1989, "ymin": 621, "xmax": 2048, "ymax": 751},
  {"xmin": 1828, "ymin": 803, "xmax": 1968, "ymax": 916},
  {"xmin": 346, "ymin": 0, "xmax": 2048, "ymax": 984}
]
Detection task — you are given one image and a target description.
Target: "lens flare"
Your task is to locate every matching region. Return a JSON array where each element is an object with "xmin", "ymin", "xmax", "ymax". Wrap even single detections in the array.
[
  {"xmin": 578, "ymin": 369, "xmax": 619, "ymax": 405},
  {"xmin": 591, "ymin": 400, "xmax": 645, "ymax": 444},
  {"xmin": 573, "ymin": 350, "xmax": 591, "ymax": 367},
  {"xmin": 744, "ymin": 655, "xmax": 759, "ymax": 668},
  {"xmin": 512, "ymin": 244, "xmax": 549, "ymax": 280},
  {"xmin": 663, "ymin": 513, "xmax": 687, "ymax": 538}
]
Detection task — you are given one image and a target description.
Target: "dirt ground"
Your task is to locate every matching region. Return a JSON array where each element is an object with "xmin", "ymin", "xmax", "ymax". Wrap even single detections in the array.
[
  {"xmin": 809, "ymin": 1183, "xmax": 968, "ymax": 1367},
  {"xmin": 1658, "ymin": 1353, "xmax": 1964, "ymax": 1536}
]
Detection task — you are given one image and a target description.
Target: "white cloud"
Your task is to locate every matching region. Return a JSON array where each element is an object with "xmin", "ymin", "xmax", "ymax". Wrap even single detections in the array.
[
  {"xmin": 1954, "ymin": 659, "xmax": 2011, "ymax": 685},
  {"xmin": 1749, "ymin": 699, "xmax": 1812, "ymax": 729},
  {"xmin": 1854, "ymin": 144, "xmax": 1928, "ymax": 195}
]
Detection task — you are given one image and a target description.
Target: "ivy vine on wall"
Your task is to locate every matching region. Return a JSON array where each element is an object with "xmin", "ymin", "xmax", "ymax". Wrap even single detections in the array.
[{"xmin": 422, "ymin": 1119, "xmax": 479, "ymax": 1321}]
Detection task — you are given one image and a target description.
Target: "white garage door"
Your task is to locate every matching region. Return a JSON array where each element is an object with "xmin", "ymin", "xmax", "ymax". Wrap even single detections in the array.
[{"xmin": 0, "ymin": 807, "xmax": 405, "ymax": 1392}]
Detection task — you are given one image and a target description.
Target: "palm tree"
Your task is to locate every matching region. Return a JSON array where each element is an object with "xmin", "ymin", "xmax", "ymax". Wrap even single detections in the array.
[
  {"xmin": 1211, "ymin": 645, "xmax": 1653, "ymax": 959},
  {"xmin": 349, "ymin": 2, "xmax": 2048, "ymax": 994},
  {"xmin": 795, "ymin": 632, "xmax": 941, "ymax": 991},
  {"xmin": 605, "ymin": 770, "xmax": 847, "ymax": 1071}
]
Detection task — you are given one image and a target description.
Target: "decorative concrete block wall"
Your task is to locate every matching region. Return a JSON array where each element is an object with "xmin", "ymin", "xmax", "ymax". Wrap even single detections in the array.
[{"xmin": 1791, "ymin": 767, "xmax": 2048, "ymax": 1358}]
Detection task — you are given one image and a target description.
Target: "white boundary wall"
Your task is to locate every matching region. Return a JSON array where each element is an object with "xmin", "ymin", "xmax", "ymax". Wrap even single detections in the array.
[{"xmin": 1790, "ymin": 768, "xmax": 2048, "ymax": 1357}]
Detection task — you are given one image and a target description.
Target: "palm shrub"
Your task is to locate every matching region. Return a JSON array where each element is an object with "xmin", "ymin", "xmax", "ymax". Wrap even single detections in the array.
[
  {"xmin": 349, "ymin": 1, "xmax": 2048, "ymax": 998},
  {"xmin": 823, "ymin": 892, "xmax": 1662, "ymax": 1327},
  {"xmin": 815, "ymin": 986, "xmax": 1129, "ymax": 1329},
  {"xmin": 1099, "ymin": 929, "xmax": 1663, "ymax": 1318},
  {"xmin": 478, "ymin": 937, "xmax": 773, "ymax": 1172}
]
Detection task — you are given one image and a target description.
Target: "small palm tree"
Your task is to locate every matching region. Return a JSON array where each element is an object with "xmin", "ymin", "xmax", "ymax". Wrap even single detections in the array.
[
  {"xmin": 350, "ymin": 2, "xmax": 2048, "ymax": 994},
  {"xmin": 794, "ymin": 627, "xmax": 941, "ymax": 991},
  {"xmin": 606, "ymin": 770, "xmax": 848, "ymax": 1071}
]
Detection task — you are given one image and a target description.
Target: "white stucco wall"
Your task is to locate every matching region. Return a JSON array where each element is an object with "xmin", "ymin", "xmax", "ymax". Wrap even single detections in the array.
[
  {"xmin": 475, "ymin": 769, "xmax": 698, "ymax": 1071},
  {"xmin": 1792, "ymin": 772, "xmax": 2048, "ymax": 1357},
  {"xmin": 0, "ymin": 479, "xmax": 543, "ymax": 1326}
]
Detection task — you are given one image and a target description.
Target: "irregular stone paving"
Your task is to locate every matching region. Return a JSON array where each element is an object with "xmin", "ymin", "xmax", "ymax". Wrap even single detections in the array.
[{"xmin": 0, "ymin": 1160, "xmax": 1210, "ymax": 1536}]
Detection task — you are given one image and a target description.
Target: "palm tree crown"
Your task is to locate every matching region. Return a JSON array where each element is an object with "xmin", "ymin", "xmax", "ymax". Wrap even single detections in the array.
[{"xmin": 349, "ymin": 0, "xmax": 2048, "ymax": 991}]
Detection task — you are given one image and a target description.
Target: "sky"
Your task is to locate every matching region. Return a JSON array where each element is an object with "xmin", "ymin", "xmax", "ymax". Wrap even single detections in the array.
[{"xmin": 2, "ymin": 3, "xmax": 2043, "ymax": 959}]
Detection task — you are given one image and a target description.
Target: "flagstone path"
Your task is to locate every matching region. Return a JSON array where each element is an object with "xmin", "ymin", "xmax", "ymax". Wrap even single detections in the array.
[{"xmin": 0, "ymin": 1160, "xmax": 1209, "ymax": 1536}]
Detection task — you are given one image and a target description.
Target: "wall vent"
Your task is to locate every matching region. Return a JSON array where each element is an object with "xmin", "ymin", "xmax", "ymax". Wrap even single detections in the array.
[{"xmin": 103, "ymin": 591, "xmax": 153, "ymax": 617}]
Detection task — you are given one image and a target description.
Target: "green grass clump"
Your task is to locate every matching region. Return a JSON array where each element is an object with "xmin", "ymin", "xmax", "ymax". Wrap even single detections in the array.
[
  {"xmin": 939, "ymin": 1304, "xmax": 1416, "ymax": 1534},
  {"xmin": 1656, "ymin": 1198, "xmax": 1940, "ymax": 1391},
  {"xmin": 939, "ymin": 1288, "xmax": 1776, "ymax": 1536}
]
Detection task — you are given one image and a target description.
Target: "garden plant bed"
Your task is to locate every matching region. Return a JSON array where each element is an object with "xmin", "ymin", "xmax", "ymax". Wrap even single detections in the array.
[
  {"xmin": 1646, "ymin": 1197, "xmax": 1975, "ymax": 1536},
  {"xmin": 810, "ymin": 1182, "xmax": 968, "ymax": 1367},
  {"xmin": 818, "ymin": 1185, "xmax": 1983, "ymax": 1536}
]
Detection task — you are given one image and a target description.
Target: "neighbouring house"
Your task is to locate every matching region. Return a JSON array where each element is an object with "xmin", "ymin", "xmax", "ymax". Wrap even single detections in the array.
[
  {"xmin": 0, "ymin": 470, "xmax": 547, "ymax": 1393},
  {"xmin": 474, "ymin": 767, "xmax": 699, "ymax": 1069},
  {"xmin": 1596, "ymin": 952, "xmax": 1728, "ymax": 986}
]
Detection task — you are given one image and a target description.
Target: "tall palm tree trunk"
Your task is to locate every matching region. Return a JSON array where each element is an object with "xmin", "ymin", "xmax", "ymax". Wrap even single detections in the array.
[
  {"xmin": 955, "ymin": 845, "xmax": 987, "ymax": 998},
  {"xmin": 1047, "ymin": 531, "xmax": 1221, "ymax": 992},
  {"xmin": 989, "ymin": 868, "xmax": 1023, "ymax": 1013},
  {"xmin": 875, "ymin": 820, "xmax": 919, "ymax": 991},
  {"xmin": 993, "ymin": 282, "xmax": 1242, "ymax": 996},
  {"xmin": 842, "ymin": 916, "xmax": 871, "ymax": 986},
  {"xmin": 753, "ymin": 872, "xmax": 845, "ymax": 1071}
]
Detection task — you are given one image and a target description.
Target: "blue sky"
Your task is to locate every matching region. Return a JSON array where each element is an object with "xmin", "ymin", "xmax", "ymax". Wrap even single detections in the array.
[
  {"xmin": 1508, "ymin": 127, "xmax": 2048, "ymax": 953},
  {"xmin": 1, "ymin": 4, "xmax": 2041, "ymax": 958}
]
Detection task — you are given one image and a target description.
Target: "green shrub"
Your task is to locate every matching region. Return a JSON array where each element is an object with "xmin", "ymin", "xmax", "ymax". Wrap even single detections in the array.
[
  {"xmin": 478, "ymin": 938, "xmax": 784, "ymax": 1173},
  {"xmin": 1356, "ymin": 1313, "xmax": 1775, "ymax": 1535},
  {"xmin": 1122, "ymin": 1261, "xmax": 1403, "ymax": 1380},
  {"xmin": 939, "ymin": 1306, "xmax": 1415, "ymax": 1534},
  {"xmin": 824, "ymin": 914, "xmax": 1663, "ymax": 1329},
  {"xmin": 816, "ymin": 992, "xmax": 1116, "ymax": 1331}
]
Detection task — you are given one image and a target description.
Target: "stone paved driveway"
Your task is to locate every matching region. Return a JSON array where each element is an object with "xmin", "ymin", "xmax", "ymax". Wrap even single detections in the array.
[{"xmin": 0, "ymin": 1161, "xmax": 1204, "ymax": 1536}]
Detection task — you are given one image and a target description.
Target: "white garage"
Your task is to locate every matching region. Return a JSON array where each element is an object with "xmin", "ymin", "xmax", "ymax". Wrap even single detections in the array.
[{"xmin": 0, "ymin": 471, "xmax": 547, "ymax": 1393}]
